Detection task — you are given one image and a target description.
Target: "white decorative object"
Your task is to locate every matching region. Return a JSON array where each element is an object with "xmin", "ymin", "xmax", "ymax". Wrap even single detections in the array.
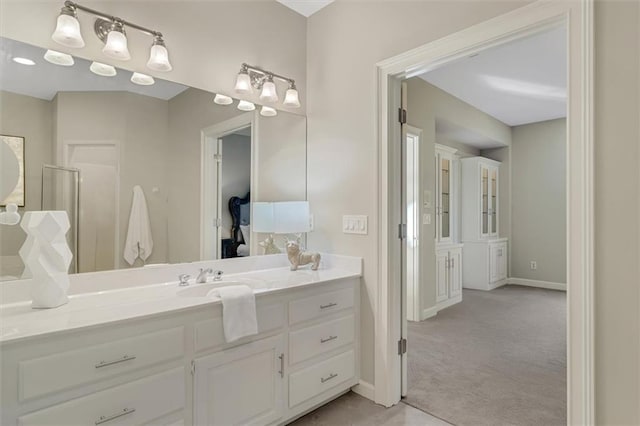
[
  {"xmin": 19, "ymin": 211, "xmax": 73, "ymax": 309},
  {"xmin": 285, "ymin": 238, "xmax": 320, "ymax": 271},
  {"xmin": 259, "ymin": 235, "xmax": 281, "ymax": 254},
  {"xmin": 0, "ymin": 203, "xmax": 20, "ymax": 225}
]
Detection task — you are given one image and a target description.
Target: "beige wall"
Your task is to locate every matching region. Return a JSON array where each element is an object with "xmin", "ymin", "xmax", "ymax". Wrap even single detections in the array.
[
  {"xmin": 594, "ymin": 0, "xmax": 640, "ymax": 423},
  {"xmin": 0, "ymin": 90, "xmax": 52, "ymax": 260},
  {"xmin": 306, "ymin": 0, "xmax": 529, "ymax": 385},
  {"xmin": 405, "ymin": 77, "xmax": 511, "ymax": 313},
  {"xmin": 510, "ymin": 118, "xmax": 566, "ymax": 283},
  {"xmin": 0, "ymin": 0, "xmax": 307, "ymax": 114}
]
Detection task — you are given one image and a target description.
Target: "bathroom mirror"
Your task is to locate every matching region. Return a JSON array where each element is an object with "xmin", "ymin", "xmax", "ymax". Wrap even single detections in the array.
[{"xmin": 0, "ymin": 37, "xmax": 306, "ymax": 280}]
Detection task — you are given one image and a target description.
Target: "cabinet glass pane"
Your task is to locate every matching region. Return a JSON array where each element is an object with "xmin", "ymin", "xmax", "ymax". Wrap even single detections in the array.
[
  {"xmin": 481, "ymin": 167, "xmax": 488, "ymax": 234},
  {"xmin": 491, "ymin": 169, "xmax": 497, "ymax": 233},
  {"xmin": 441, "ymin": 158, "xmax": 450, "ymax": 238}
]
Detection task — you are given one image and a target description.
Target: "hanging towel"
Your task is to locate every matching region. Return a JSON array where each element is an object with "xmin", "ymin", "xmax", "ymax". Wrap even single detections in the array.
[
  {"xmin": 207, "ymin": 285, "xmax": 258, "ymax": 342},
  {"xmin": 123, "ymin": 185, "xmax": 153, "ymax": 265}
]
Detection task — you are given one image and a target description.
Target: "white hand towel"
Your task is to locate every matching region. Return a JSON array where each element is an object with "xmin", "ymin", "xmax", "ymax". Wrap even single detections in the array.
[
  {"xmin": 207, "ymin": 285, "xmax": 258, "ymax": 342},
  {"xmin": 123, "ymin": 185, "xmax": 153, "ymax": 265}
]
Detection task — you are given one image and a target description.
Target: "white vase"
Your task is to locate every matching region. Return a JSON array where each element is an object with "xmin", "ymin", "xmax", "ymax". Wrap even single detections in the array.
[{"xmin": 19, "ymin": 211, "xmax": 73, "ymax": 309}]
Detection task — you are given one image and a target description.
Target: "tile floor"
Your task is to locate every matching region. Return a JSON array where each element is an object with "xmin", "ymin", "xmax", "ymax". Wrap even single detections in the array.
[{"xmin": 289, "ymin": 391, "xmax": 451, "ymax": 426}]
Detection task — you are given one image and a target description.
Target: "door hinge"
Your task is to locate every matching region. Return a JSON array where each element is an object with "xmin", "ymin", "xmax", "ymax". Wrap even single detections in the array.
[
  {"xmin": 190, "ymin": 360, "xmax": 195, "ymax": 376},
  {"xmin": 398, "ymin": 108, "xmax": 407, "ymax": 124},
  {"xmin": 214, "ymin": 218, "xmax": 222, "ymax": 228},
  {"xmin": 398, "ymin": 223, "xmax": 407, "ymax": 240},
  {"xmin": 398, "ymin": 338, "xmax": 407, "ymax": 355},
  {"xmin": 213, "ymin": 153, "xmax": 222, "ymax": 162}
]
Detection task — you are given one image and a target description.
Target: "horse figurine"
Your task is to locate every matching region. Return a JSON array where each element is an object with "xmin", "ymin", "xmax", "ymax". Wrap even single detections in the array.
[{"xmin": 285, "ymin": 237, "xmax": 321, "ymax": 271}]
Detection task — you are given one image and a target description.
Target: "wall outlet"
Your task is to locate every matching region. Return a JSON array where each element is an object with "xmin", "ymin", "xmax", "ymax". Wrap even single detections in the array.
[
  {"xmin": 530, "ymin": 261, "xmax": 537, "ymax": 270},
  {"xmin": 343, "ymin": 215, "xmax": 368, "ymax": 235}
]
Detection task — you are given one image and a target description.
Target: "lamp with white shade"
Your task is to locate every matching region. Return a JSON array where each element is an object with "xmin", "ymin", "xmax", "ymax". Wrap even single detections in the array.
[{"xmin": 253, "ymin": 201, "xmax": 310, "ymax": 255}]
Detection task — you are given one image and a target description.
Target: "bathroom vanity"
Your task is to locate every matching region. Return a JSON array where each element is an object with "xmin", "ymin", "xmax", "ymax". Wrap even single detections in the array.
[{"xmin": 0, "ymin": 254, "xmax": 361, "ymax": 425}]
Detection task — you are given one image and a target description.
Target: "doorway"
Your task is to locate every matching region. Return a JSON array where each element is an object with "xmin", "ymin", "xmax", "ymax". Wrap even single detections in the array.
[{"xmin": 374, "ymin": 2, "xmax": 594, "ymax": 424}]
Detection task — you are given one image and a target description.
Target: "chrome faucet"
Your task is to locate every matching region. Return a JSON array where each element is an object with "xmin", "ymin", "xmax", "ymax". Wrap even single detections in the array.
[
  {"xmin": 213, "ymin": 270, "xmax": 223, "ymax": 281},
  {"xmin": 178, "ymin": 274, "xmax": 190, "ymax": 286},
  {"xmin": 196, "ymin": 268, "xmax": 213, "ymax": 283}
]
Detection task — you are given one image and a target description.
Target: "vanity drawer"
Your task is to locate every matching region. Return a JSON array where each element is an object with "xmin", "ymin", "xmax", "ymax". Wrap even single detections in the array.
[
  {"xmin": 19, "ymin": 327, "xmax": 184, "ymax": 401},
  {"xmin": 194, "ymin": 302, "xmax": 284, "ymax": 352},
  {"xmin": 288, "ymin": 350, "xmax": 355, "ymax": 408},
  {"xmin": 289, "ymin": 314, "xmax": 354, "ymax": 365},
  {"xmin": 18, "ymin": 367, "xmax": 184, "ymax": 426},
  {"xmin": 289, "ymin": 287, "xmax": 354, "ymax": 325}
]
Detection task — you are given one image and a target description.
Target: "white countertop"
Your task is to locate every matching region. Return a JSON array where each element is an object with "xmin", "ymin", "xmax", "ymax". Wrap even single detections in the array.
[{"xmin": 0, "ymin": 254, "xmax": 362, "ymax": 345}]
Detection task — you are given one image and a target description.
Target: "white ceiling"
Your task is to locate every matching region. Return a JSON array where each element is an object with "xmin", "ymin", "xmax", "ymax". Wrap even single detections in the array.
[
  {"xmin": 419, "ymin": 25, "xmax": 567, "ymax": 127},
  {"xmin": 0, "ymin": 37, "xmax": 188, "ymax": 101},
  {"xmin": 276, "ymin": 0, "xmax": 334, "ymax": 17},
  {"xmin": 436, "ymin": 119, "xmax": 505, "ymax": 150}
]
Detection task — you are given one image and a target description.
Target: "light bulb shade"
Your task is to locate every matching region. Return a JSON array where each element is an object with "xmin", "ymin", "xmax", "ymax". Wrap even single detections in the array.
[
  {"xmin": 52, "ymin": 13, "xmax": 85, "ymax": 48},
  {"xmin": 147, "ymin": 43, "xmax": 172, "ymax": 72},
  {"xmin": 260, "ymin": 106, "xmax": 277, "ymax": 117},
  {"xmin": 214, "ymin": 94, "xmax": 233, "ymax": 105},
  {"xmin": 237, "ymin": 100, "xmax": 255, "ymax": 111},
  {"xmin": 259, "ymin": 80, "xmax": 278, "ymax": 103},
  {"xmin": 283, "ymin": 88, "xmax": 301, "ymax": 108},
  {"xmin": 90, "ymin": 61, "xmax": 117, "ymax": 77},
  {"xmin": 44, "ymin": 50, "xmax": 74, "ymax": 66},
  {"xmin": 103, "ymin": 28, "xmax": 131, "ymax": 60},
  {"xmin": 234, "ymin": 72, "xmax": 252, "ymax": 94},
  {"xmin": 131, "ymin": 72, "xmax": 154, "ymax": 85}
]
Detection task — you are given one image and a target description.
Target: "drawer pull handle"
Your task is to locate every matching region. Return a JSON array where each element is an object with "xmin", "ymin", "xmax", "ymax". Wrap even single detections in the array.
[
  {"xmin": 321, "ymin": 373, "xmax": 338, "ymax": 383},
  {"xmin": 95, "ymin": 408, "xmax": 136, "ymax": 425},
  {"xmin": 95, "ymin": 355, "xmax": 136, "ymax": 369},
  {"xmin": 321, "ymin": 335, "xmax": 338, "ymax": 344},
  {"xmin": 278, "ymin": 353, "xmax": 284, "ymax": 378},
  {"xmin": 320, "ymin": 302, "xmax": 337, "ymax": 310}
]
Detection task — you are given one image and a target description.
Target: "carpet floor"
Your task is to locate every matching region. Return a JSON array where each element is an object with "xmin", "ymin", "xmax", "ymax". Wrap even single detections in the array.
[{"xmin": 404, "ymin": 285, "xmax": 566, "ymax": 426}]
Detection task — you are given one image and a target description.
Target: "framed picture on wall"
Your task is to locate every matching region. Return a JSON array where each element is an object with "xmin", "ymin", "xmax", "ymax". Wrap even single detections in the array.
[{"xmin": 1, "ymin": 135, "xmax": 25, "ymax": 207}]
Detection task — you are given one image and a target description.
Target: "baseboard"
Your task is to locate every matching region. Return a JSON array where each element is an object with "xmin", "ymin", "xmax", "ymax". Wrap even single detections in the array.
[
  {"xmin": 421, "ymin": 305, "xmax": 439, "ymax": 320},
  {"xmin": 351, "ymin": 380, "xmax": 375, "ymax": 401},
  {"xmin": 508, "ymin": 277, "xmax": 567, "ymax": 291},
  {"xmin": 436, "ymin": 294, "xmax": 462, "ymax": 311}
]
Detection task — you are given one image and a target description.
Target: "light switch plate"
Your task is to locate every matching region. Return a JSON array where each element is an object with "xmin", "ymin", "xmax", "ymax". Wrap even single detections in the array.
[
  {"xmin": 423, "ymin": 213, "xmax": 431, "ymax": 225},
  {"xmin": 343, "ymin": 215, "xmax": 368, "ymax": 235}
]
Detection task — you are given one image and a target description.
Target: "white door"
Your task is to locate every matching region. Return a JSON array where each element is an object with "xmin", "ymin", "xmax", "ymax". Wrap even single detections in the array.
[
  {"xmin": 202, "ymin": 137, "xmax": 222, "ymax": 260},
  {"xmin": 399, "ymin": 81, "xmax": 409, "ymax": 397},
  {"xmin": 496, "ymin": 243, "xmax": 507, "ymax": 281},
  {"xmin": 193, "ymin": 334, "xmax": 285, "ymax": 426},
  {"xmin": 436, "ymin": 251, "xmax": 449, "ymax": 303},
  {"xmin": 449, "ymin": 249, "xmax": 462, "ymax": 298},
  {"xmin": 405, "ymin": 128, "xmax": 421, "ymax": 322}
]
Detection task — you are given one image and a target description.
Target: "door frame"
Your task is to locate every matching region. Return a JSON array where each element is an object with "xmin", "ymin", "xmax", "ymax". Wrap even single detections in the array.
[
  {"xmin": 374, "ymin": 1, "xmax": 594, "ymax": 424},
  {"xmin": 200, "ymin": 112, "xmax": 256, "ymax": 260},
  {"xmin": 404, "ymin": 126, "xmax": 422, "ymax": 323}
]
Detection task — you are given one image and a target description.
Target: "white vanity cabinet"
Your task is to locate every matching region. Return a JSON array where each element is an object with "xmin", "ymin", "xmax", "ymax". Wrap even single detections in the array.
[
  {"xmin": 435, "ymin": 245, "xmax": 463, "ymax": 309},
  {"xmin": 0, "ymin": 277, "xmax": 360, "ymax": 426}
]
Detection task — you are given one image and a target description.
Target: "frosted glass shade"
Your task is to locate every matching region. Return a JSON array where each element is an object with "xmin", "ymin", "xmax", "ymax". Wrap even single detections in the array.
[
  {"xmin": 44, "ymin": 50, "xmax": 74, "ymax": 66},
  {"xmin": 259, "ymin": 80, "xmax": 278, "ymax": 103},
  {"xmin": 103, "ymin": 30, "xmax": 131, "ymax": 61},
  {"xmin": 234, "ymin": 72, "xmax": 252, "ymax": 94},
  {"xmin": 147, "ymin": 43, "xmax": 172, "ymax": 72},
  {"xmin": 237, "ymin": 100, "xmax": 255, "ymax": 111},
  {"xmin": 260, "ymin": 106, "xmax": 277, "ymax": 117},
  {"xmin": 283, "ymin": 88, "xmax": 301, "ymax": 108},
  {"xmin": 131, "ymin": 72, "xmax": 155, "ymax": 85},
  {"xmin": 252, "ymin": 201, "xmax": 310, "ymax": 234},
  {"xmin": 90, "ymin": 61, "xmax": 117, "ymax": 77},
  {"xmin": 214, "ymin": 94, "xmax": 233, "ymax": 105},
  {"xmin": 52, "ymin": 14, "xmax": 85, "ymax": 48}
]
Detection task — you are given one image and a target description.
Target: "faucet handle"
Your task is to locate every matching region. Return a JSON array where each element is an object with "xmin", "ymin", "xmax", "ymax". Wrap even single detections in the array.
[
  {"xmin": 178, "ymin": 274, "xmax": 190, "ymax": 286},
  {"xmin": 213, "ymin": 270, "xmax": 223, "ymax": 281}
]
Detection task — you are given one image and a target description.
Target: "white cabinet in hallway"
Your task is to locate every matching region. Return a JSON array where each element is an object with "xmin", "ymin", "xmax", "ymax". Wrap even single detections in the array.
[
  {"xmin": 463, "ymin": 239, "xmax": 508, "ymax": 290},
  {"xmin": 194, "ymin": 334, "xmax": 285, "ymax": 426},
  {"xmin": 435, "ymin": 245, "xmax": 463, "ymax": 310}
]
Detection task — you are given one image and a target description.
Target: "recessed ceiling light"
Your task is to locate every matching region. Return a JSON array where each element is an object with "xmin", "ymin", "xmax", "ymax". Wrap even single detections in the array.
[
  {"xmin": 12, "ymin": 57, "xmax": 35, "ymax": 66},
  {"xmin": 214, "ymin": 94, "xmax": 233, "ymax": 105},
  {"xmin": 130, "ymin": 72, "xmax": 154, "ymax": 86},
  {"xmin": 44, "ymin": 49, "xmax": 74, "ymax": 66},
  {"xmin": 89, "ymin": 61, "xmax": 117, "ymax": 77}
]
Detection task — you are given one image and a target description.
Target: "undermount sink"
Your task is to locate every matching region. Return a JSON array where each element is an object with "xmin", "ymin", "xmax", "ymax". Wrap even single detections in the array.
[{"xmin": 176, "ymin": 279, "xmax": 266, "ymax": 298}]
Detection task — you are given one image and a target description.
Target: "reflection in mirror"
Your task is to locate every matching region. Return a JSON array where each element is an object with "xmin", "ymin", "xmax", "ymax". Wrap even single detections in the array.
[{"xmin": 0, "ymin": 37, "xmax": 306, "ymax": 281}]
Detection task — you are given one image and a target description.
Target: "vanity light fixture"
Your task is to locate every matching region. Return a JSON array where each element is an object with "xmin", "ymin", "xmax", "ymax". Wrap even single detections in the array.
[
  {"xmin": 131, "ymin": 72, "xmax": 155, "ymax": 86},
  {"xmin": 237, "ymin": 100, "xmax": 256, "ymax": 111},
  {"xmin": 51, "ymin": 1, "xmax": 172, "ymax": 71},
  {"xmin": 260, "ymin": 106, "xmax": 277, "ymax": 117},
  {"xmin": 89, "ymin": 61, "xmax": 117, "ymax": 77},
  {"xmin": 234, "ymin": 63, "xmax": 300, "ymax": 109},
  {"xmin": 214, "ymin": 94, "xmax": 233, "ymax": 105},
  {"xmin": 12, "ymin": 57, "xmax": 35, "ymax": 66},
  {"xmin": 44, "ymin": 49, "xmax": 75, "ymax": 66}
]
